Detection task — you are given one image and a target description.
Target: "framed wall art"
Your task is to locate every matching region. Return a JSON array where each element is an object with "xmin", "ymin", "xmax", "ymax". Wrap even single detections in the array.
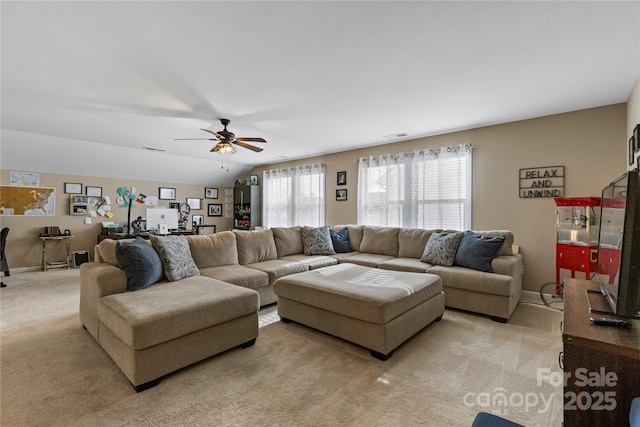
[
  {"xmin": 208, "ymin": 203, "xmax": 222, "ymax": 216},
  {"xmin": 336, "ymin": 189, "xmax": 347, "ymax": 201},
  {"xmin": 64, "ymin": 182, "xmax": 82, "ymax": 194},
  {"xmin": 86, "ymin": 186, "xmax": 102, "ymax": 197},
  {"xmin": 205, "ymin": 187, "xmax": 218, "ymax": 199},
  {"xmin": 186, "ymin": 198, "xmax": 202, "ymax": 210},
  {"xmin": 337, "ymin": 171, "xmax": 346, "ymax": 186},
  {"xmin": 159, "ymin": 187, "xmax": 176, "ymax": 200}
]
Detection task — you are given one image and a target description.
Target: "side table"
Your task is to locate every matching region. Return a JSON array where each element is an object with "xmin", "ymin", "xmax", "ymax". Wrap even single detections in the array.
[{"xmin": 40, "ymin": 235, "xmax": 74, "ymax": 271}]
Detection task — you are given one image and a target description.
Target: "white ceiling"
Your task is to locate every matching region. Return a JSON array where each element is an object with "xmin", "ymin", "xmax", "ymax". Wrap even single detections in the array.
[{"xmin": 2, "ymin": 1, "xmax": 639, "ymax": 186}]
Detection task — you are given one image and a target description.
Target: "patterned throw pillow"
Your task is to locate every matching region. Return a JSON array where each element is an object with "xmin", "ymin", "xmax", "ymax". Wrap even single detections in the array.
[
  {"xmin": 454, "ymin": 230, "xmax": 505, "ymax": 272},
  {"xmin": 115, "ymin": 238, "xmax": 164, "ymax": 291},
  {"xmin": 330, "ymin": 227, "xmax": 353, "ymax": 253},
  {"xmin": 420, "ymin": 231, "xmax": 464, "ymax": 266},
  {"xmin": 301, "ymin": 226, "xmax": 336, "ymax": 256},
  {"xmin": 150, "ymin": 235, "xmax": 200, "ymax": 281}
]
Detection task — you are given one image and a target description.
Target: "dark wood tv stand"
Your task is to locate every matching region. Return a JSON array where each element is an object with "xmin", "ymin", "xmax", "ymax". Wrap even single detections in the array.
[{"xmin": 562, "ymin": 278, "xmax": 640, "ymax": 426}]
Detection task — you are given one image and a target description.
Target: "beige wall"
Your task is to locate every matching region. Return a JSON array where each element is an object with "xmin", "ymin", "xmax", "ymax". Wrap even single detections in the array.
[
  {"xmin": 628, "ymin": 77, "xmax": 640, "ymax": 169},
  {"xmin": 0, "ymin": 172, "xmax": 233, "ymax": 269},
  {"xmin": 249, "ymin": 104, "xmax": 627, "ymax": 292}
]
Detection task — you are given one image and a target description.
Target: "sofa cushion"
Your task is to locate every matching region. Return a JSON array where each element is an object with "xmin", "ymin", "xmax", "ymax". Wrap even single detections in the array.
[
  {"xmin": 234, "ymin": 229, "xmax": 278, "ymax": 265},
  {"xmin": 474, "ymin": 230, "xmax": 514, "ymax": 255},
  {"xmin": 187, "ymin": 231, "xmax": 239, "ymax": 268},
  {"xmin": 360, "ymin": 226, "xmax": 400, "ymax": 256},
  {"xmin": 279, "ymin": 254, "xmax": 339, "ymax": 270},
  {"xmin": 378, "ymin": 257, "xmax": 433, "ymax": 273},
  {"xmin": 301, "ymin": 226, "xmax": 336, "ymax": 256},
  {"xmin": 420, "ymin": 231, "xmax": 464, "ymax": 267},
  {"xmin": 97, "ymin": 238, "xmax": 129, "ymax": 266},
  {"xmin": 454, "ymin": 231, "xmax": 505, "ymax": 273},
  {"xmin": 115, "ymin": 237, "xmax": 164, "ymax": 291},
  {"xmin": 397, "ymin": 228, "xmax": 438, "ymax": 259},
  {"xmin": 150, "ymin": 235, "xmax": 200, "ymax": 281},
  {"xmin": 427, "ymin": 265, "xmax": 513, "ymax": 297},
  {"xmin": 199, "ymin": 264, "xmax": 269, "ymax": 291},
  {"xmin": 244, "ymin": 260, "xmax": 309, "ymax": 285},
  {"xmin": 338, "ymin": 253, "xmax": 395, "ymax": 268},
  {"xmin": 97, "ymin": 276, "xmax": 259, "ymax": 350},
  {"xmin": 272, "ymin": 227, "xmax": 303, "ymax": 257},
  {"xmin": 330, "ymin": 227, "xmax": 353, "ymax": 253}
]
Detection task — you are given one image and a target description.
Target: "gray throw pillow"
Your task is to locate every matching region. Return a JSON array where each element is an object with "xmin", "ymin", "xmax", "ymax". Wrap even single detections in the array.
[
  {"xmin": 454, "ymin": 230, "xmax": 505, "ymax": 272},
  {"xmin": 115, "ymin": 238, "xmax": 164, "ymax": 291},
  {"xmin": 420, "ymin": 231, "xmax": 464, "ymax": 266},
  {"xmin": 301, "ymin": 226, "xmax": 336, "ymax": 256},
  {"xmin": 330, "ymin": 227, "xmax": 353, "ymax": 253},
  {"xmin": 150, "ymin": 235, "xmax": 200, "ymax": 281}
]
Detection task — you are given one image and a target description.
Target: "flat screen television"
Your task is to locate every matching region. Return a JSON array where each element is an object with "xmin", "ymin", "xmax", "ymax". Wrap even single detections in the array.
[{"xmin": 593, "ymin": 169, "xmax": 640, "ymax": 318}]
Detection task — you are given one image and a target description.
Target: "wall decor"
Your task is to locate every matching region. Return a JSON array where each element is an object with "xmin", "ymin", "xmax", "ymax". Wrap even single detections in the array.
[
  {"xmin": 337, "ymin": 171, "xmax": 346, "ymax": 186},
  {"xmin": 64, "ymin": 182, "xmax": 82, "ymax": 194},
  {"xmin": 635, "ymin": 124, "xmax": 640, "ymax": 152},
  {"xmin": 205, "ymin": 187, "xmax": 218, "ymax": 199},
  {"xmin": 9, "ymin": 171, "xmax": 39, "ymax": 187},
  {"xmin": 336, "ymin": 189, "xmax": 347, "ymax": 201},
  {"xmin": 169, "ymin": 202, "xmax": 180, "ymax": 210},
  {"xmin": 159, "ymin": 187, "xmax": 176, "ymax": 200},
  {"xmin": 519, "ymin": 166, "xmax": 564, "ymax": 198},
  {"xmin": 86, "ymin": 186, "xmax": 102, "ymax": 197},
  {"xmin": 186, "ymin": 198, "xmax": 202, "ymax": 210},
  {"xmin": 250, "ymin": 175, "xmax": 259, "ymax": 185},
  {"xmin": 192, "ymin": 215, "xmax": 204, "ymax": 226},
  {"xmin": 208, "ymin": 203, "xmax": 222, "ymax": 216},
  {"xmin": 630, "ymin": 136, "xmax": 636, "ymax": 166},
  {"xmin": 0, "ymin": 186, "xmax": 55, "ymax": 215}
]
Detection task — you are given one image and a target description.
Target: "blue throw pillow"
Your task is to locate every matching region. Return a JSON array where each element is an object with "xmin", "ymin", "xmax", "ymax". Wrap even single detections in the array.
[
  {"xmin": 454, "ymin": 231, "xmax": 506, "ymax": 273},
  {"xmin": 330, "ymin": 227, "xmax": 353, "ymax": 253},
  {"xmin": 115, "ymin": 238, "xmax": 164, "ymax": 291}
]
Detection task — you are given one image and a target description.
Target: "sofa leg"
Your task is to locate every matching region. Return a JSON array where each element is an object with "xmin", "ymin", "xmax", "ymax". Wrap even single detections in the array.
[
  {"xmin": 370, "ymin": 349, "xmax": 393, "ymax": 361},
  {"xmin": 434, "ymin": 314, "xmax": 443, "ymax": 322},
  {"xmin": 241, "ymin": 338, "xmax": 256, "ymax": 349},
  {"xmin": 280, "ymin": 317, "xmax": 291, "ymax": 323},
  {"xmin": 491, "ymin": 316, "xmax": 508, "ymax": 324},
  {"xmin": 134, "ymin": 378, "xmax": 160, "ymax": 393}
]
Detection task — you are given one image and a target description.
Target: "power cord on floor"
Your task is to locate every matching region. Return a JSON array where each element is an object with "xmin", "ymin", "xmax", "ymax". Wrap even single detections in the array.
[{"xmin": 539, "ymin": 281, "xmax": 564, "ymax": 311}]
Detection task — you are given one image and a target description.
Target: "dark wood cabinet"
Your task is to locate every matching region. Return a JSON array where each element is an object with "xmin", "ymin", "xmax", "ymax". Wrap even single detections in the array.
[
  {"xmin": 562, "ymin": 278, "xmax": 640, "ymax": 426},
  {"xmin": 233, "ymin": 185, "xmax": 261, "ymax": 230}
]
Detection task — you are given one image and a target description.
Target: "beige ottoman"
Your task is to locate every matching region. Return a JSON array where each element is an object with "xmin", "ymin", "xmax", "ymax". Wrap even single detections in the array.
[
  {"xmin": 273, "ymin": 263, "xmax": 444, "ymax": 360},
  {"xmin": 97, "ymin": 276, "xmax": 259, "ymax": 391}
]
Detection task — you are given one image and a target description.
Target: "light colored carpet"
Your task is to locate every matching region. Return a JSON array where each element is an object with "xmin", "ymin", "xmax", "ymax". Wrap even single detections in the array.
[{"xmin": 0, "ymin": 269, "xmax": 564, "ymax": 426}]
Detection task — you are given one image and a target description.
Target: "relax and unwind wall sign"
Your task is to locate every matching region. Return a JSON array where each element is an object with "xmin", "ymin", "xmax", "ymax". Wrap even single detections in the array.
[{"xmin": 519, "ymin": 165, "xmax": 565, "ymax": 198}]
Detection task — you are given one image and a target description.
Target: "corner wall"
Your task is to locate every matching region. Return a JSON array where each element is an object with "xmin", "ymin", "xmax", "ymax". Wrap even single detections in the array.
[{"xmin": 250, "ymin": 104, "xmax": 627, "ymax": 292}]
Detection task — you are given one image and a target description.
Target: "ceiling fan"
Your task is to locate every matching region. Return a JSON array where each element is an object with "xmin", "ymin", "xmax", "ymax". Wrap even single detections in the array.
[{"xmin": 175, "ymin": 118, "xmax": 266, "ymax": 154}]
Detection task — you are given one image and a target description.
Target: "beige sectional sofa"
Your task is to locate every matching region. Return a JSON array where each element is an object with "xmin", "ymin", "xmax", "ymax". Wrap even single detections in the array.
[{"xmin": 80, "ymin": 225, "xmax": 522, "ymax": 390}]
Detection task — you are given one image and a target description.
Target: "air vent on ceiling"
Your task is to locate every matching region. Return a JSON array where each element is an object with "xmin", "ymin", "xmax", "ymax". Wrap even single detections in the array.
[{"xmin": 143, "ymin": 146, "xmax": 166, "ymax": 152}]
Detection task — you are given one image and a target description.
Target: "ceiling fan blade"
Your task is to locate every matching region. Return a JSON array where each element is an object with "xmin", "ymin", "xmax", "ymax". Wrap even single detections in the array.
[
  {"xmin": 235, "ymin": 137, "xmax": 267, "ymax": 143},
  {"xmin": 200, "ymin": 128, "xmax": 224, "ymax": 139},
  {"xmin": 233, "ymin": 141, "xmax": 264, "ymax": 153},
  {"xmin": 174, "ymin": 138, "xmax": 217, "ymax": 141}
]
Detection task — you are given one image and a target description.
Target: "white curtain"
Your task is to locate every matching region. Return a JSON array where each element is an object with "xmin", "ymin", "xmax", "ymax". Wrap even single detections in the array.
[
  {"xmin": 357, "ymin": 144, "xmax": 472, "ymax": 230},
  {"xmin": 263, "ymin": 163, "xmax": 325, "ymax": 228}
]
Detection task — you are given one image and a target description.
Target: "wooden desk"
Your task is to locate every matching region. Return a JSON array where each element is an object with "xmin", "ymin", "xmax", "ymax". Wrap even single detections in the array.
[
  {"xmin": 562, "ymin": 278, "xmax": 640, "ymax": 426},
  {"xmin": 40, "ymin": 235, "xmax": 74, "ymax": 271}
]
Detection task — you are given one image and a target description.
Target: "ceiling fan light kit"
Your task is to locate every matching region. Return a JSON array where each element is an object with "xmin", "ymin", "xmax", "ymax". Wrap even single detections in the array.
[{"xmin": 176, "ymin": 118, "xmax": 267, "ymax": 155}]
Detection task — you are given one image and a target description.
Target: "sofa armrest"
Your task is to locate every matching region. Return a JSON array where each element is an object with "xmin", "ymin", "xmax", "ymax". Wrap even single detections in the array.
[
  {"xmin": 79, "ymin": 262, "xmax": 127, "ymax": 340},
  {"xmin": 491, "ymin": 253, "xmax": 523, "ymax": 303}
]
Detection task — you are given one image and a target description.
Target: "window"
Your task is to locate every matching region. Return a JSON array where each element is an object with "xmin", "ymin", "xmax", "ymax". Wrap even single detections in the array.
[
  {"xmin": 263, "ymin": 164, "xmax": 325, "ymax": 227},
  {"xmin": 357, "ymin": 144, "xmax": 472, "ymax": 230}
]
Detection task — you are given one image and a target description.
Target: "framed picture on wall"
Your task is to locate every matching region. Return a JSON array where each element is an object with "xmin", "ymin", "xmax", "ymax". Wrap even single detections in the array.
[
  {"xmin": 64, "ymin": 182, "xmax": 82, "ymax": 194},
  {"xmin": 169, "ymin": 202, "xmax": 180, "ymax": 210},
  {"xmin": 250, "ymin": 175, "xmax": 258, "ymax": 185},
  {"xmin": 205, "ymin": 187, "xmax": 218, "ymax": 199},
  {"xmin": 337, "ymin": 171, "xmax": 346, "ymax": 186},
  {"xmin": 186, "ymin": 198, "xmax": 202, "ymax": 210},
  {"xmin": 192, "ymin": 215, "xmax": 204, "ymax": 226},
  {"xmin": 635, "ymin": 124, "xmax": 640, "ymax": 153},
  {"xmin": 336, "ymin": 189, "xmax": 347, "ymax": 201},
  {"xmin": 86, "ymin": 186, "xmax": 102, "ymax": 197},
  {"xmin": 208, "ymin": 203, "xmax": 222, "ymax": 216},
  {"xmin": 159, "ymin": 187, "xmax": 176, "ymax": 200},
  {"xmin": 630, "ymin": 136, "xmax": 636, "ymax": 166}
]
